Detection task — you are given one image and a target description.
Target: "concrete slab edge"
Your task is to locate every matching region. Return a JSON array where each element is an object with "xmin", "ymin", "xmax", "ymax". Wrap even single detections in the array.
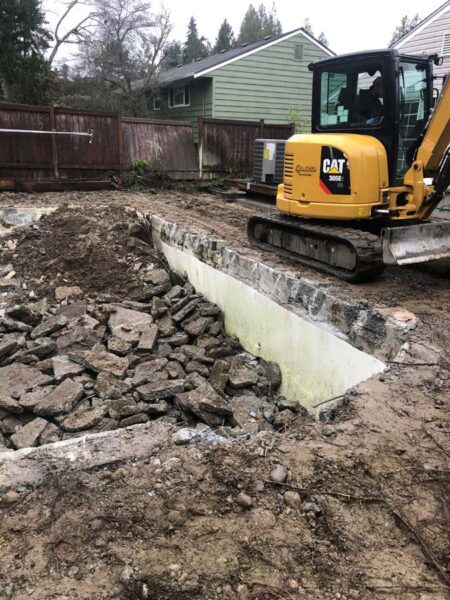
[{"xmin": 147, "ymin": 214, "xmax": 409, "ymax": 360}]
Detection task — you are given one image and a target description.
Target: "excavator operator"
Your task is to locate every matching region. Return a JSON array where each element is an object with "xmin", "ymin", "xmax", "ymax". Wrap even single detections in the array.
[{"xmin": 359, "ymin": 76, "xmax": 384, "ymax": 125}]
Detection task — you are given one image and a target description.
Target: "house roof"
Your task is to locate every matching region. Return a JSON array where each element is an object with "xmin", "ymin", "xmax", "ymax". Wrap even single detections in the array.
[
  {"xmin": 390, "ymin": 0, "xmax": 450, "ymax": 48},
  {"xmin": 157, "ymin": 27, "xmax": 335, "ymax": 85}
]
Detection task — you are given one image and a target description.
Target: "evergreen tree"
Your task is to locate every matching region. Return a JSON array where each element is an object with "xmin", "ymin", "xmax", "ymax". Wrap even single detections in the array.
[
  {"xmin": 303, "ymin": 17, "xmax": 328, "ymax": 47},
  {"xmin": 162, "ymin": 40, "xmax": 184, "ymax": 68},
  {"xmin": 390, "ymin": 14, "xmax": 420, "ymax": 46},
  {"xmin": 237, "ymin": 5, "xmax": 261, "ymax": 45},
  {"xmin": 302, "ymin": 18, "xmax": 313, "ymax": 35},
  {"xmin": 0, "ymin": 0, "xmax": 53, "ymax": 103},
  {"xmin": 318, "ymin": 32, "xmax": 328, "ymax": 46},
  {"xmin": 183, "ymin": 17, "xmax": 209, "ymax": 63},
  {"xmin": 261, "ymin": 3, "xmax": 282, "ymax": 37},
  {"xmin": 214, "ymin": 19, "xmax": 235, "ymax": 53},
  {"xmin": 238, "ymin": 3, "xmax": 282, "ymax": 45}
]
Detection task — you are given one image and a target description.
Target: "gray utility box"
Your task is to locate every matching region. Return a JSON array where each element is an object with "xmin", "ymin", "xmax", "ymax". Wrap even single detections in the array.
[{"xmin": 253, "ymin": 139, "xmax": 286, "ymax": 184}]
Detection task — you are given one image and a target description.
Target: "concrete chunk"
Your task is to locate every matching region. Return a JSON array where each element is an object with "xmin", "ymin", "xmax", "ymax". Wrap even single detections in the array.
[
  {"xmin": 10, "ymin": 417, "xmax": 48, "ymax": 449},
  {"xmin": 119, "ymin": 413, "xmax": 148, "ymax": 427},
  {"xmin": 5, "ymin": 304, "xmax": 38, "ymax": 325},
  {"xmin": 95, "ymin": 371, "xmax": 130, "ymax": 400},
  {"xmin": 107, "ymin": 337, "xmax": 132, "ymax": 356},
  {"xmin": 34, "ymin": 378, "xmax": 84, "ymax": 416},
  {"xmin": 136, "ymin": 379, "xmax": 185, "ymax": 401},
  {"xmin": 0, "ymin": 339, "xmax": 19, "ymax": 360},
  {"xmin": 31, "ymin": 315, "xmax": 68, "ymax": 339},
  {"xmin": 183, "ymin": 317, "xmax": 210, "ymax": 337},
  {"xmin": 39, "ymin": 422, "xmax": 61, "ymax": 445},
  {"xmin": 228, "ymin": 359, "xmax": 258, "ymax": 388},
  {"xmin": 69, "ymin": 345, "xmax": 129, "ymax": 378},
  {"xmin": 0, "ymin": 395, "xmax": 24, "ymax": 414},
  {"xmin": 108, "ymin": 307, "xmax": 153, "ymax": 343},
  {"xmin": 0, "ymin": 415, "xmax": 21, "ymax": 435},
  {"xmin": 0, "ymin": 364, "xmax": 52, "ymax": 398},
  {"xmin": 172, "ymin": 299, "xmax": 199, "ymax": 323},
  {"xmin": 61, "ymin": 406, "xmax": 105, "ymax": 432},
  {"xmin": 132, "ymin": 359, "xmax": 168, "ymax": 386},
  {"xmin": 52, "ymin": 355, "xmax": 85, "ymax": 382},
  {"xmin": 19, "ymin": 388, "xmax": 52, "ymax": 410},
  {"xmin": 137, "ymin": 325, "xmax": 159, "ymax": 352}
]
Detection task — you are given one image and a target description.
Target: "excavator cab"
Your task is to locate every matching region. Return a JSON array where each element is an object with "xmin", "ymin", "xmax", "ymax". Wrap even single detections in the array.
[{"xmin": 309, "ymin": 50, "xmax": 434, "ymax": 186}]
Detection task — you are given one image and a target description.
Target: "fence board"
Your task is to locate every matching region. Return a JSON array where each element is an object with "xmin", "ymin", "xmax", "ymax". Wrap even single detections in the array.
[
  {"xmin": 121, "ymin": 118, "xmax": 198, "ymax": 178},
  {"xmin": 198, "ymin": 117, "xmax": 295, "ymax": 176}
]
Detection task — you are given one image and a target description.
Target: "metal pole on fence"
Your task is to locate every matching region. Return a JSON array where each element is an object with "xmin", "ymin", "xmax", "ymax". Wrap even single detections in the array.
[
  {"xmin": 116, "ymin": 113, "xmax": 123, "ymax": 175},
  {"xmin": 49, "ymin": 106, "xmax": 59, "ymax": 180},
  {"xmin": 198, "ymin": 116, "xmax": 203, "ymax": 179}
]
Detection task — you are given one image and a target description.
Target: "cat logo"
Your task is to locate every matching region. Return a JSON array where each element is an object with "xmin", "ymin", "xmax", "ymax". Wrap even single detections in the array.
[
  {"xmin": 322, "ymin": 158, "xmax": 347, "ymax": 174},
  {"xmin": 320, "ymin": 146, "xmax": 351, "ymax": 195}
]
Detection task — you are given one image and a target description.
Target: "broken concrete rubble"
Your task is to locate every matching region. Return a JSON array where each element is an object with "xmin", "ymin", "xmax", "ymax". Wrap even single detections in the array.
[{"xmin": 0, "ymin": 207, "xmax": 286, "ymax": 451}]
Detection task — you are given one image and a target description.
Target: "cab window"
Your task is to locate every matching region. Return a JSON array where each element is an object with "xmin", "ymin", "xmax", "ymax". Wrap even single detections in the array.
[
  {"xmin": 396, "ymin": 61, "xmax": 428, "ymax": 181},
  {"xmin": 320, "ymin": 66, "xmax": 383, "ymax": 127}
]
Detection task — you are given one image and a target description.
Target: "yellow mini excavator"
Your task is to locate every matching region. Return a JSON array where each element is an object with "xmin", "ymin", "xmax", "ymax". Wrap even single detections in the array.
[{"xmin": 248, "ymin": 49, "xmax": 450, "ymax": 281}]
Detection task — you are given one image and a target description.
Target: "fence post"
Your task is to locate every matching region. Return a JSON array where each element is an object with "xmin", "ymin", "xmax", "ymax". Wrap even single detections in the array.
[
  {"xmin": 198, "ymin": 116, "xmax": 203, "ymax": 179},
  {"xmin": 49, "ymin": 105, "xmax": 59, "ymax": 180},
  {"xmin": 116, "ymin": 113, "xmax": 123, "ymax": 175}
]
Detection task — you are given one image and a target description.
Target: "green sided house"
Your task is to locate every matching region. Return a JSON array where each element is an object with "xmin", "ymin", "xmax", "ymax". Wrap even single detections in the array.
[{"xmin": 149, "ymin": 27, "xmax": 334, "ymax": 139}]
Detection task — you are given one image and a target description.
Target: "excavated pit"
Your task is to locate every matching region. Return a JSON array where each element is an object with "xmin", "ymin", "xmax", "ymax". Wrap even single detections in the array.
[
  {"xmin": 0, "ymin": 204, "xmax": 399, "ymax": 456},
  {"xmin": 149, "ymin": 216, "xmax": 387, "ymax": 410}
]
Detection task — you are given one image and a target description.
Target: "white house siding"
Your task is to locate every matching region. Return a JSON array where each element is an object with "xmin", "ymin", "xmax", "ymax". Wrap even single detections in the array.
[{"xmin": 393, "ymin": 3, "xmax": 450, "ymax": 89}]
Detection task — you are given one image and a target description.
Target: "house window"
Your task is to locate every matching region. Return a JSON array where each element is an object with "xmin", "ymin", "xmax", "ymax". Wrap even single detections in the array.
[
  {"xmin": 169, "ymin": 85, "xmax": 190, "ymax": 108},
  {"xmin": 294, "ymin": 44, "xmax": 304, "ymax": 61},
  {"xmin": 153, "ymin": 96, "xmax": 161, "ymax": 111},
  {"xmin": 441, "ymin": 32, "xmax": 450, "ymax": 57}
]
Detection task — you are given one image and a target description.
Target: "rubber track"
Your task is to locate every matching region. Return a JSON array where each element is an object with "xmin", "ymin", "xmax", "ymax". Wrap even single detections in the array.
[{"xmin": 247, "ymin": 213, "xmax": 385, "ymax": 283}]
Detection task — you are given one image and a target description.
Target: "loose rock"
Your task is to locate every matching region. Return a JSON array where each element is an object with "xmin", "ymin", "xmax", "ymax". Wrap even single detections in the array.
[
  {"xmin": 270, "ymin": 464, "xmax": 287, "ymax": 483},
  {"xmin": 236, "ymin": 492, "xmax": 253, "ymax": 509},
  {"xmin": 284, "ymin": 490, "xmax": 301, "ymax": 508}
]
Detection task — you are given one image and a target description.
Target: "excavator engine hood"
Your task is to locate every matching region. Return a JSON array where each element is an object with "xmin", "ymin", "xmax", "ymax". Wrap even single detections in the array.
[{"xmin": 277, "ymin": 133, "xmax": 389, "ymax": 220}]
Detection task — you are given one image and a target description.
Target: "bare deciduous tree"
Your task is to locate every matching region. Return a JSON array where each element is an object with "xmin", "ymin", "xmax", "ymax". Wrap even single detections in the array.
[
  {"xmin": 75, "ymin": 0, "xmax": 171, "ymax": 113},
  {"xmin": 46, "ymin": 0, "xmax": 96, "ymax": 66}
]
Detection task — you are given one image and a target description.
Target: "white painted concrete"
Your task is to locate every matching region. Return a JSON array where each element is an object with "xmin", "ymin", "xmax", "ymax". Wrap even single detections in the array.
[{"xmin": 161, "ymin": 241, "xmax": 385, "ymax": 411}]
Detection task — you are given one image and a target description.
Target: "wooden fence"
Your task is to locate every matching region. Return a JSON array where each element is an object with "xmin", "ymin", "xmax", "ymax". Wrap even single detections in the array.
[
  {"xmin": 0, "ymin": 103, "xmax": 198, "ymax": 188},
  {"xmin": 198, "ymin": 117, "xmax": 295, "ymax": 177},
  {"xmin": 0, "ymin": 103, "xmax": 295, "ymax": 188}
]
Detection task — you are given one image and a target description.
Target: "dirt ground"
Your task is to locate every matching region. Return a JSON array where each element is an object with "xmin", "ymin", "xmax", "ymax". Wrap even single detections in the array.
[{"xmin": 0, "ymin": 190, "xmax": 449, "ymax": 600}]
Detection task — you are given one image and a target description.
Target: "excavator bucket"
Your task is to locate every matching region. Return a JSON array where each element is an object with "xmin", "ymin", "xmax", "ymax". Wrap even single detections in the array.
[{"xmin": 381, "ymin": 221, "xmax": 450, "ymax": 265}]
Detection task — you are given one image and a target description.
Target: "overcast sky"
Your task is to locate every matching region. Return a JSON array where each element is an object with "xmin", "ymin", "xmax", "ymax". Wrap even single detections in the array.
[{"xmin": 43, "ymin": 0, "xmax": 444, "ymax": 58}]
